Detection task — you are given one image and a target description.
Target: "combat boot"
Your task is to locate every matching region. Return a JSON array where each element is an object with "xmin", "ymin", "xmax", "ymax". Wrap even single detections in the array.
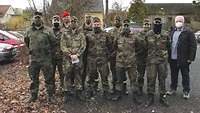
[
  {"xmin": 103, "ymin": 91, "xmax": 111, "ymax": 100},
  {"xmin": 27, "ymin": 93, "xmax": 38, "ymax": 103},
  {"xmin": 64, "ymin": 91, "xmax": 71, "ymax": 103},
  {"xmin": 122, "ymin": 83, "xmax": 128, "ymax": 95},
  {"xmin": 132, "ymin": 91, "xmax": 142, "ymax": 105},
  {"xmin": 111, "ymin": 90, "xmax": 121, "ymax": 101},
  {"xmin": 76, "ymin": 89, "xmax": 86, "ymax": 101},
  {"xmin": 145, "ymin": 94, "xmax": 154, "ymax": 107},
  {"xmin": 159, "ymin": 94, "xmax": 169, "ymax": 107},
  {"xmin": 111, "ymin": 83, "xmax": 116, "ymax": 94},
  {"xmin": 138, "ymin": 87, "xmax": 143, "ymax": 95}
]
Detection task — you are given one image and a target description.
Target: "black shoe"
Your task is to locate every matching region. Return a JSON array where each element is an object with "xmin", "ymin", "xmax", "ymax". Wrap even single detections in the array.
[
  {"xmin": 122, "ymin": 83, "xmax": 128, "ymax": 95},
  {"xmin": 145, "ymin": 94, "xmax": 154, "ymax": 107},
  {"xmin": 132, "ymin": 92, "xmax": 142, "ymax": 105},
  {"xmin": 64, "ymin": 91, "xmax": 71, "ymax": 103},
  {"xmin": 103, "ymin": 91, "xmax": 111, "ymax": 100},
  {"xmin": 160, "ymin": 94, "xmax": 169, "ymax": 107},
  {"xmin": 111, "ymin": 90, "xmax": 121, "ymax": 101}
]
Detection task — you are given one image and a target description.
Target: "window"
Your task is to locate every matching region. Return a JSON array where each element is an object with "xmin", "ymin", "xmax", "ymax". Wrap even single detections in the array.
[{"xmin": 0, "ymin": 33, "xmax": 9, "ymax": 40}]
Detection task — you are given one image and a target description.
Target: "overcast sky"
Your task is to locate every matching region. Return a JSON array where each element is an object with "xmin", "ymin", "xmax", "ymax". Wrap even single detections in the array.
[{"xmin": 0, "ymin": 0, "xmax": 193, "ymax": 9}]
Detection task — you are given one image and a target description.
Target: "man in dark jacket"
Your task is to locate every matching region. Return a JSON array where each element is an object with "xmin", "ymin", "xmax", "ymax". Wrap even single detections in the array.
[{"xmin": 167, "ymin": 16, "xmax": 197, "ymax": 99}]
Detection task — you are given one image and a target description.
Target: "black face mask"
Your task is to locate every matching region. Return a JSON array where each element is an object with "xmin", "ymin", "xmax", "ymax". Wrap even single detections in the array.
[
  {"xmin": 153, "ymin": 24, "xmax": 162, "ymax": 34},
  {"xmin": 94, "ymin": 27, "xmax": 101, "ymax": 33},
  {"xmin": 53, "ymin": 23, "xmax": 60, "ymax": 28},
  {"xmin": 122, "ymin": 27, "xmax": 130, "ymax": 37},
  {"xmin": 115, "ymin": 21, "xmax": 122, "ymax": 28}
]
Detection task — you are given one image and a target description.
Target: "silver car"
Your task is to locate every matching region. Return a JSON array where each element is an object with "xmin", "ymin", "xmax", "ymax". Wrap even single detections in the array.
[{"xmin": 0, "ymin": 43, "xmax": 17, "ymax": 62}]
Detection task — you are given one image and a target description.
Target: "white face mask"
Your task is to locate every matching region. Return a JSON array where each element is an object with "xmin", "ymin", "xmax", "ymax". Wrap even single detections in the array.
[{"xmin": 175, "ymin": 22, "xmax": 184, "ymax": 28}]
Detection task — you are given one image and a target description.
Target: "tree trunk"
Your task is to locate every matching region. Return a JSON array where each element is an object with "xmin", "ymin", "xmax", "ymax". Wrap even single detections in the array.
[{"xmin": 105, "ymin": 0, "xmax": 109, "ymax": 27}]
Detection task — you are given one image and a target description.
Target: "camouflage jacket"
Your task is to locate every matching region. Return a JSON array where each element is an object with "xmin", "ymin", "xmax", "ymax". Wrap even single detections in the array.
[
  {"xmin": 146, "ymin": 30, "xmax": 170, "ymax": 64},
  {"xmin": 86, "ymin": 30, "xmax": 110, "ymax": 63},
  {"xmin": 135, "ymin": 31, "xmax": 148, "ymax": 63},
  {"xmin": 52, "ymin": 29, "xmax": 63, "ymax": 59},
  {"xmin": 24, "ymin": 26, "xmax": 55, "ymax": 63},
  {"xmin": 61, "ymin": 27, "xmax": 86, "ymax": 59},
  {"xmin": 108, "ymin": 26, "xmax": 122, "ymax": 58},
  {"xmin": 116, "ymin": 33, "xmax": 139, "ymax": 67}
]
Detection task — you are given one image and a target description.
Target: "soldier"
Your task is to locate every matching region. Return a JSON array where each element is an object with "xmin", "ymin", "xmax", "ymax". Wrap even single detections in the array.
[
  {"xmin": 108, "ymin": 16, "xmax": 123, "ymax": 94},
  {"xmin": 145, "ymin": 17, "xmax": 169, "ymax": 107},
  {"xmin": 61, "ymin": 10, "xmax": 71, "ymax": 29},
  {"xmin": 61, "ymin": 16, "xmax": 86, "ymax": 103},
  {"xmin": 24, "ymin": 12, "xmax": 56, "ymax": 103},
  {"xmin": 82, "ymin": 15, "xmax": 93, "ymax": 90},
  {"xmin": 51, "ymin": 15, "xmax": 64, "ymax": 92},
  {"xmin": 135, "ymin": 19, "xmax": 150, "ymax": 95},
  {"xmin": 112, "ymin": 19, "xmax": 141, "ymax": 104},
  {"xmin": 86, "ymin": 17, "xmax": 110, "ymax": 100}
]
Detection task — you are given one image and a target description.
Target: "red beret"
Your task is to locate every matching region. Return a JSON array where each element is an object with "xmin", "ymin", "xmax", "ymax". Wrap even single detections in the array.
[{"xmin": 62, "ymin": 10, "xmax": 70, "ymax": 18}]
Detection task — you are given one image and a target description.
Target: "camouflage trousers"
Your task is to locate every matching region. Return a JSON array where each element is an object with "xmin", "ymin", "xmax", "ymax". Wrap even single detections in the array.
[
  {"xmin": 63, "ymin": 58, "xmax": 82, "ymax": 92},
  {"xmin": 146, "ymin": 61, "xmax": 168, "ymax": 95},
  {"xmin": 136, "ymin": 60, "xmax": 146, "ymax": 88},
  {"xmin": 52, "ymin": 57, "xmax": 64, "ymax": 89},
  {"xmin": 115, "ymin": 65, "xmax": 138, "ymax": 93},
  {"xmin": 28, "ymin": 61, "xmax": 55, "ymax": 96},
  {"xmin": 87, "ymin": 57, "xmax": 109, "ymax": 92},
  {"xmin": 109, "ymin": 56, "xmax": 117, "ymax": 88}
]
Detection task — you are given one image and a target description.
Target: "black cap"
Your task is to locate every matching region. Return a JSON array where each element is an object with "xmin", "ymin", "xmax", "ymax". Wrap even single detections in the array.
[
  {"xmin": 34, "ymin": 11, "xmax": 42, "ymax": 16},
  {"xmin": 123, "ymin": 19, "xmax": 130, "ymax": 24},
  {"xmin": 154, "ymin": 17, "xmax": 162, "ymax": 21}
]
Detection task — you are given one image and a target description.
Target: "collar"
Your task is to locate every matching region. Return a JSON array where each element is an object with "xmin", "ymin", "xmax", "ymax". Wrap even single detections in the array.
[{"xmin": 32, "ymin": 25, "xmax": 44, "ymax": 31}]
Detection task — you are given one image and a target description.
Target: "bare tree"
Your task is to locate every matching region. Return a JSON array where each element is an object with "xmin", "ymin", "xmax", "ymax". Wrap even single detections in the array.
[{"xmin": 105, "ymin": 0, "xmax": 109, "ymax": 27}]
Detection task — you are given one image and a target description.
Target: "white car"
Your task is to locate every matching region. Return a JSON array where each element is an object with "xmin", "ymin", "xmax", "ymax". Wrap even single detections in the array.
[
  {"xmin": 104, "ymin": 27, "xmax": 114, "ymax": 32},
  {"xmin": 195, "ymin": 31, "xmax": 200, "ymax": 43},
  {"xmin": 0, "ymin": 43, "xmax": 17, "ymax": 62}
]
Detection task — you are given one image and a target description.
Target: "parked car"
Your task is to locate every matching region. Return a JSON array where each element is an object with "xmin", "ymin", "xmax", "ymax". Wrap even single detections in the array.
[
  {"xmin": 104, "ymin": 27, "xmax": 114, "ymax": 32},
  {"xmin": 0, "ymin": 30, "xmax": 24, "ymax": 48},
  {"xmin": 8, "ymin": 31, "xmax": 24, "ymax": 41},
  {"xmin": 195, "ymin": 31, "xmax": 200, "ymax": 43},
  {"xmin": 0, "ymin": 43, "xmax": 17, "ymax": 62}
]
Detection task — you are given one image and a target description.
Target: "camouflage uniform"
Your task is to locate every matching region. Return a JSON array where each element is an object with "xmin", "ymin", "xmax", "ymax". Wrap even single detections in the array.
[
  {"xmin": 115, "ymin": 33, "xmax": 140, "ymax": 100},
  {"xmin": 86, "ymin": 18, "xmax": 110, "ymax": 98},
  {"xmin": 61, "ymin": 17, "xmax": 86, "ymax": 103},
  {"xmin": 81, "ymin": 15, "xmax": 93, "ymax": 89},
  {"xmin": 108, "ymin": 16, "xmax": 123, "ymax": 94},
  {"xmin": 135, "ymin": 20, "xmax": 150, "ymax": 93},
  {"xmin": 52, "ymin": 15, "xmax": 64, "ymax": 91},
  {"xmin": 145, "ymin": 30, "xmax": 169, "ymax": 107},
  {"xmin": 24, "ymin": 12, "xmax": 56, "ymax": 102}
]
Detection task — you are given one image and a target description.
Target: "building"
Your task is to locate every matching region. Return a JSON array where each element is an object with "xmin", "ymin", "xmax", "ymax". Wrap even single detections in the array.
[
  {"xmin": 146, "ymin": 3, "xmax": 195, "ymax": 25},
  {"xmin": 84, "ymin": 0, "xmax": 104, "ymax": 27},
  {"xmin": 0, "ymin": 5, "xmax": 15, "ymax": 24}
]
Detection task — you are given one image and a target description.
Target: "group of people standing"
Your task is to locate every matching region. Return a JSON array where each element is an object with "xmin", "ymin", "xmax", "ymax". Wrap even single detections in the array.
[{"xmin": 24, "ymin": 11, "xmax": 197, "ymax": 108}]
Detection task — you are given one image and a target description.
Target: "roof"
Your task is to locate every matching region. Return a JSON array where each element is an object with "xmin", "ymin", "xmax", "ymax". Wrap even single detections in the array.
[
  {"xmin": 0, "ymin": 5, "xmax": 11, "ymax": 17},
  {"xmin": 146, "ymin": 3, "xmax": 194, "ymax": 15}
]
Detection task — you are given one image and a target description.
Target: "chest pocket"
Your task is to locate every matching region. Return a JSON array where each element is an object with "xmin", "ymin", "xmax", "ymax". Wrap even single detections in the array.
[{"xmin": 72, "ymin": 36, "xmax": 81, "ymax": 47}]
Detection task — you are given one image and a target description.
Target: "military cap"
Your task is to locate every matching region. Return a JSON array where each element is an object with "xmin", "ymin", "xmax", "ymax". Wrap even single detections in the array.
[
  {"xmin": 114, "ymin": 15, "xmax": 121, "ymax": 21},
  {"xmin": 123, "ymin": 18, "xmax": 130, "ymax": 23},
  {"xmin": 93, "ymin": 17, "xmax": 101, "ymax": 22},
  {"xmin": 71, "ymin": 16, "xmax": 78, "ymax": 22},
  {"xmin": 34, "ymin": 11, "xmax": 42, "ymax": 16}
]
